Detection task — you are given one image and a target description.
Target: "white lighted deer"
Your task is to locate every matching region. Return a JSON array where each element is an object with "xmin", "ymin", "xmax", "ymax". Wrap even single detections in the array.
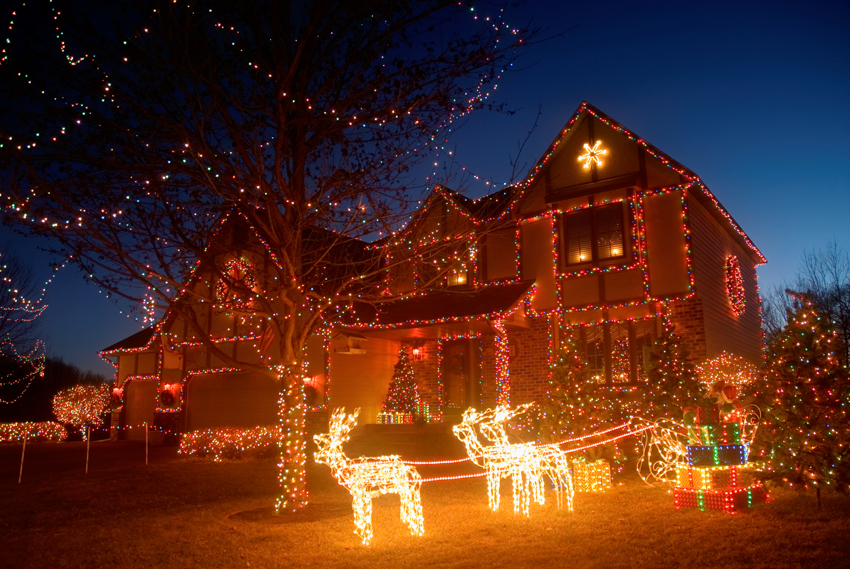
[
  {"xmin": 453, "ymin": 404, "xmax": 574, "ymax": 516},
  {"xmin": 313, "ymin": 408, "xmax": 424, "ymax": 545}
]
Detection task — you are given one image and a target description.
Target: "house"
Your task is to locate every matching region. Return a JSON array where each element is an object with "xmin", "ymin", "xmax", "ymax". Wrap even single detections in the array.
[{"xmin": 101, "ymin": 101, "xmax": 765, "ymax": 441}]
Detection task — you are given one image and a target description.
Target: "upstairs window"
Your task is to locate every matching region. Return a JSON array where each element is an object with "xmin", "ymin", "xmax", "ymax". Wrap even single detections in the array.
[
  {"xmin": 563, "ymin": 204, "xmax": 626, "ymax": 267},
  {"xmin": 447, "ymin": 262, "xmax": 469, "ymax": 287}
]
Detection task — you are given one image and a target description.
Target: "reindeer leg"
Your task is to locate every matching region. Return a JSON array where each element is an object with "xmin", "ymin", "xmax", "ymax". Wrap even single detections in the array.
[
  {"xmin": 403, "ymin": 488, "xmax": 424, "ymax": 536},
  {"xmin": 564, "ymin": 467, "xmax": 575, "ymax": 512},
  {"xmin": 512, "ymin": 469, "xmax": 530, "ymax": 516},
  {"xmin": 352, "ymin": 492, "xmax": 373, "ymax": 545},
  {"xmin": 488, "ymin": 469, "xmax": 500, "ymax": 511}
]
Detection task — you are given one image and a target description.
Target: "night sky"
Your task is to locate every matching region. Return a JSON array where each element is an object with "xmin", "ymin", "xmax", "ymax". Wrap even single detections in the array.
[{"xmin": 2, "ymin": 0, "xmax": 848, "ymax": 377}]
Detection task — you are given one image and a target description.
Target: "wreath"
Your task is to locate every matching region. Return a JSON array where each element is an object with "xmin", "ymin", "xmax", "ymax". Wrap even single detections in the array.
[{"xmin": 160, "ymin": 390, "xmax": 175, "ymax": 407}]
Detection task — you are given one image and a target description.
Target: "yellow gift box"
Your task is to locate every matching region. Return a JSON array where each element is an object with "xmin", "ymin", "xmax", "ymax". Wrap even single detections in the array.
[{"xmin": 573, "ymin": 459, "xmax": 612, "ymax": 493}]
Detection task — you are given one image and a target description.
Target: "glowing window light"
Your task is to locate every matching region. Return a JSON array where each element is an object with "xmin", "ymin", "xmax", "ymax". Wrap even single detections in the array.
[
  {"xmin": 314, "ymin": 408, "xmax": 424, "ymax": 545},
  {"xmin": 453, "ymin": 404, "xmax": 574, "ymax": 516}
]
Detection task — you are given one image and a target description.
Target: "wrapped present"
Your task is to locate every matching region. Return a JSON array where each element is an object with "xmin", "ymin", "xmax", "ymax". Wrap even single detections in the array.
[
  {"xmin": 673, "ymin": 484, "xmax": 768, "ymax": 513},
  {"xmin": 699, "ymin": 422, "xmax": 741, "ymax": 445},
  {"xmin": 696, "ymin": 404, "xmax": 721, "ymax": 425},
  {"xmin": 686, "ymin": 444, "xmax": 746, "ymax": 467},
  {"xmin": 675, "ymin": 464, "xmax": 738, "ymax": 490},
  {"xmin": 376, "ymin": 412, "xmax": 414, "ymax": 424},
  {"xmin": 573, "ymin": 459, "xmax": 612, "ymax": 493},
  {"xmin": 414, "ymin": 402, "xmax": 430, "ymax": 423}
]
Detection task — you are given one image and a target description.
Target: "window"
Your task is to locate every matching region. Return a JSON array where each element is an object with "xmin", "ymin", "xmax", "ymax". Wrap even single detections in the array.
[
  {"xmin": 586, "ymin": 338, "xmax": 605, "ymax": 382},
  {"xmin": 581, "ymin": 319, "xmax": 655, "ymax": 384},
  {"xmin": 447, "ymin": 261, "xmax": 469, "ymax": 287},
  {"xmin": 563, "ymin": 204, "xmax": 626, "ymax": 266}
]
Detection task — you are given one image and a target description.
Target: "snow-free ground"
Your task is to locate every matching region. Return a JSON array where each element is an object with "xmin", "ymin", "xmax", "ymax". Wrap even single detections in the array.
[{"xmin": 1, "ymin": 441, "xmax": 848, "ymax": 568}]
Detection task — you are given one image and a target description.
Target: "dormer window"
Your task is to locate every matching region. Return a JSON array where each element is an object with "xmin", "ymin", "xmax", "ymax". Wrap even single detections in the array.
[{"xmin": 562, "ymin": 203, "xmax": 626, "ymax": 267}]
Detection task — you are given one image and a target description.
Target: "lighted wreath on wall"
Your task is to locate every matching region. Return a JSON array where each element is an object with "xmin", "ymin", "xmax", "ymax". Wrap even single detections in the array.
[
  {"xmin": 216, "ymin": 258, "xmax": 258, "ymax": 308},
  {"xmin": 724, "ymin": 255, "xmax": 745, "ymax": 316}
]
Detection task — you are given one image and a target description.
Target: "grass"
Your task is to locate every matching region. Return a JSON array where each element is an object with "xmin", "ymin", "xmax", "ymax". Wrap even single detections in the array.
[{"xmin": 1, "ymin": 442, "xmax": 849, "ymax": 569}]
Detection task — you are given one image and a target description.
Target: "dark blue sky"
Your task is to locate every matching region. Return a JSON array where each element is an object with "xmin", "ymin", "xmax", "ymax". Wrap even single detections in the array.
[{"xmin": 2, "ymin": 0, "xmax": 849, "ymax": 377}]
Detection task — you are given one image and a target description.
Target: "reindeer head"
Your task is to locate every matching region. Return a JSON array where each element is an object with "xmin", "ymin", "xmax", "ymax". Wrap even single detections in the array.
[
  {"xmin": 479, "ymin": 403, "xmax": 534, "ymax": 444},
  {"xmin": 314, "ymin": 407, "xmax": 360, "ymax": 476}
]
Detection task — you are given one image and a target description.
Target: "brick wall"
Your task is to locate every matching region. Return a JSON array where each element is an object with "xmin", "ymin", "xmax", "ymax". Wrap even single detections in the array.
[
  {"xmin": 480, "ymin": 334, "xmax": 497, "ymax": 406},
  {"xmin": 507, "ymin": 316, "xmax": 552, "ymax": 405},
  {"xmin": 407, "ymin": 341, "xmax": 439, "ymax": 409},
  {"xmin": 668, "ymin": 297, "xmax": 708, "ymax": 363}
]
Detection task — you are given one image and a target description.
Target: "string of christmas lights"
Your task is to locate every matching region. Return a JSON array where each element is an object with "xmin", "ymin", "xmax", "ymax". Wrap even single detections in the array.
[{"xmin": 0, "ymin": 421, "xmax": 67, "ymax": 442}]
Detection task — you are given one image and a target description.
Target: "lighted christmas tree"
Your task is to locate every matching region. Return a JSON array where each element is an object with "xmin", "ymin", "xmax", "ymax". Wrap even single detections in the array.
[
  {"xmin": 533, "ymin": 329, "xmax": 623, "ymax": 475},
  {"xmin": 644, "ymin": 323, "xmax": 701, "ymax": 419},
  {"xmin": 752, "ymin": 290, "xmax": 850, "ymax": 493},
  {"xmin": 382, "ymin": 349, "xmax": 420, "ymax": 414},
  {"xmin": 539, "ymin": 332, "xmax": 597, "ymax": 437}
]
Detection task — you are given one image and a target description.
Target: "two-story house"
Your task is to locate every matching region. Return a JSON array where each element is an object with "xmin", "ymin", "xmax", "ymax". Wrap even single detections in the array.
[{"xmin": 101, "ymin": 101, "xmax": 765, "ymax": 440}]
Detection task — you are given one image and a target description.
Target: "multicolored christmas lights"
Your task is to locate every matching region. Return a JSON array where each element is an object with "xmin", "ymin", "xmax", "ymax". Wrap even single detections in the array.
[
  {"xmin": 724, "ymin": 255, "xmax": 746, "ymax": 315},
  {"xmin": 179, "ymin": 424, "xmax": 281, "ymax": 461},
  {"xmin": 0, "ymin": 421, "xmax": 67, "ymax": 443},
  {"xmin": 52, "ymin": 384, "xmax": 110, "ymax": 438}
]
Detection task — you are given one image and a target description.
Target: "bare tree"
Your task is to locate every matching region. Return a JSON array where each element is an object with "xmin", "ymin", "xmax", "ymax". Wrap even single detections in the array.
[
  {"xmin": 0, "ymin": 247, "xmax": 42, "ymax": 353},
  {"xmin": 0, "ymin": 0, "xmax": 534, "ymax": 511},
  {"xmin": 762, "ymin": 239, "xmax": 850, "ymax": 365}
]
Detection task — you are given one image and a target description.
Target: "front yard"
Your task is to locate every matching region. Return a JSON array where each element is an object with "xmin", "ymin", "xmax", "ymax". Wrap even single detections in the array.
[{"xmin": 1, "ymin": 442, "xmax": 848, "ymax": 568}]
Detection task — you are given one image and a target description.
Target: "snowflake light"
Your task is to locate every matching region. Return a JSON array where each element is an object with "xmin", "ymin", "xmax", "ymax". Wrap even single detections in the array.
[
  {"xmin": 453, "ymin": 404, "xmax": 574, "ymax": 516},
  {"xmin": 314, "ymin": 408, "xmax": 424, "ymax": 545},
  {"xmin": 578, "ymin": 140, "xmax": 606, "ymax": 169}
]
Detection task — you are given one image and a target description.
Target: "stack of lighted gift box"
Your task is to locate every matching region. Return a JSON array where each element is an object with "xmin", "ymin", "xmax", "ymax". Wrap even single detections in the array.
[{"xmin": 673, "ymin": 405, "xmax": 768, "ymax": 513}]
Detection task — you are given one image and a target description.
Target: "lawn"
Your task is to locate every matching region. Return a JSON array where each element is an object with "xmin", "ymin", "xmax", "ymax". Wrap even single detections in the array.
[{"xmin": 1, "ymin": 442, "xmax": 848, "ymax": 569}]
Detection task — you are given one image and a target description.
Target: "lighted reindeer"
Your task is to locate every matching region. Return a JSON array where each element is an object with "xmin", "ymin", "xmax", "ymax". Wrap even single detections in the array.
[
  {"xmin": 313, "ymin": 408, "xmax": 424, "ymax": 545},
  {"xmin": 453, "ymin": 404, "xmax": 574, "ymax": 516}
]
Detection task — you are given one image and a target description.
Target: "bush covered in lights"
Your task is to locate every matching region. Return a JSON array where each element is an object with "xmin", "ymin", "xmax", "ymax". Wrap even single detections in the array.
[
  {"xmin": 0, "ymin": 421, "xmax": 67, "ymax": 443},
  {"xmin": 179, "ymin": 425, "xmax": 282, "ymax": 461},
  {"xmin": 52, "ymin": 384, "xmax": 110, "ymax": 435}
]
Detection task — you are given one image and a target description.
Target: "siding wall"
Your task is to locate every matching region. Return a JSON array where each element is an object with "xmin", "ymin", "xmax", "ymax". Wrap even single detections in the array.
[{"xmin": 687, "ymin": 194, "xmax": 763, "ymax": 364}]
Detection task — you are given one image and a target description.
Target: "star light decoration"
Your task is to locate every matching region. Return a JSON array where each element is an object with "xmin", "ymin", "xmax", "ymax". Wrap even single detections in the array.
[
  {"xmin": 314, "ymin": 408, "xmax": 424, "ymax": 546},
  {"xmin": 578, "ymin": 140, "xmax": 606, "ymax": 169},
  {"xmin": 453, "ymin": 404, "xmax": 574, "ymax": 516}
]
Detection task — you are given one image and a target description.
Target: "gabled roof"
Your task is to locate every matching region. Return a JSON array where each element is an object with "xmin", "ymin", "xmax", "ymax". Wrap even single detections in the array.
[
  {"xmin": 100, "ymin": 327, "xmax": 155, "ymax": 354},
  {"xmin": 443, "ymin": 185, "xmax": 515, "ymax": 221},
  {"xmin": 517, "ymin": 101, "xmax": 766, "ymax": 264}
]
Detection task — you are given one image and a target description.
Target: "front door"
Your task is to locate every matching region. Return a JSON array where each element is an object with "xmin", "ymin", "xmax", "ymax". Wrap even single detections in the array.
[{"xmin": 443, "ymin": 339, "xmax": 477, "ymax": 409}]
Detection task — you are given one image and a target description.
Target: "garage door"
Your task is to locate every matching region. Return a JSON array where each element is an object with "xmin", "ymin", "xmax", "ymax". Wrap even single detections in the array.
[
  {"xmin": 125, "ymin": 379, "xmax": 156, "ymax": 442},
  {"xmin": 185, "ymin": 372, "xmax": 278, "ymax": 431}
]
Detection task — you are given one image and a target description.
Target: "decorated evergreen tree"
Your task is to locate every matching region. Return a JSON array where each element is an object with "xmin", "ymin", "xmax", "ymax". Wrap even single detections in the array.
[
  {"xmin": 538, "ymin": 333, "xmax": 594, "ymax": 438},
  {"xmin": 382, "ymin": 349, "xmax": 420, "ymax": 414},
  {"xmin": 533, "ymin": 329, "xmax": 625, "ymax": 468},
  {"xmin": 752, "ymin": 290, "xmax": 850, "ymax": 493},
  {"xmin": 644, "ymin": 323, "xmax": 701, "ymax": 419}
]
